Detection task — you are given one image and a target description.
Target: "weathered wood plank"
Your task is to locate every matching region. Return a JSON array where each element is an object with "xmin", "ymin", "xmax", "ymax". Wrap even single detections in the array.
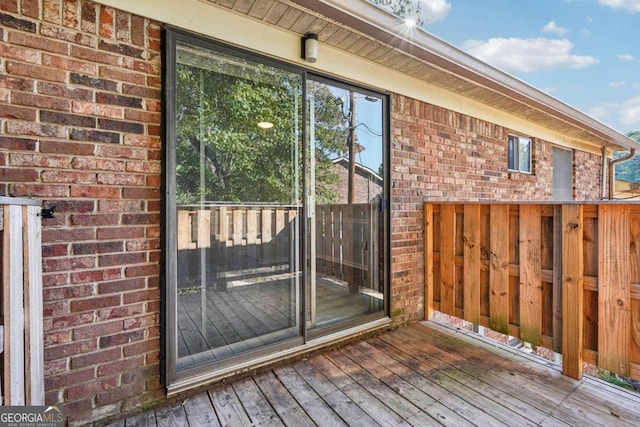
[
  {"xmin": 562, "ymin": 204, "xmax": 584, "ymax": 379},
  {"xmin": 209, "ymin": 384, "xmax": 253, "ymax": 426},
  {"xmin": 254, "ymin": 371, "xmax": 314, "ymax": 427},
  {"xmin": 440, "ymin": 204, "xmax": 456, "ymax": 315},
  {"xmin": 155, "ymin": 401, "xmax": 189, "ymax": 427},
  {"xmin": 424, "ymin": 203, "xmax": 434, "ymax": 320},
  {"xmin": 552, "ymin": 205, "xmax": 563, "ymax": 354},
  {"xmin": 25, "ymin": 205, "xmax": 44, "ymax": 405},
  {"xmin": 233, "ymin": 377, "xmax": 284, "ymax": 426},
  {"xmin": 273, "ymin": 365, "xmax": 347, "ymax": 426},
  {"xmin": 598, "ymin": 204, "xmax": 631, "ymax": 376},
  {"xmin": 5, "ymin": 205, "xmax": 25, "ymax": 405},
  {"xmin": 519, "ymin": 204, "xmax": 543, "ymax": 345},
  {"xmin": 489, "ymin": 204, "xmax": 510, "ymax": 334},
  {"xmin": 125, "ymin": 409, "xmax": 156, "ymax": 427},
  {"xmin": 463, "ymin": 204, "xmax": 481, "ymax": 324},
  {"xmin": 183, "ymin": 392, "xmax": 221, "ymax": 427}
]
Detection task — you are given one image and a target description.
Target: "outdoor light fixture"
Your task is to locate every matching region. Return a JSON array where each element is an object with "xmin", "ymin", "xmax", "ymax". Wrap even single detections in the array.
[
  {"xmin": 257, "ymin": 121, "xmax": 274, "ymax": 129},
  {"xmin": 302, "ymin": 33, "xmax": 318, "ymax": 63}
]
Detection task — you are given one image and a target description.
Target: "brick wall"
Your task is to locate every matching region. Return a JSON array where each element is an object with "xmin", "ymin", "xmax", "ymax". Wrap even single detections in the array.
[
  {"xmin": 388, "ymin": 94, "xmax": 602, "ymax": 324},
  {"xmin": 0, "ymin": 0, "xmax": 162, "ymax": 424}
]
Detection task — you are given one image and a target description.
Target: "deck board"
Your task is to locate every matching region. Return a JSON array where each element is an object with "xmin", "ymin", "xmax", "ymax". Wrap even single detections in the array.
[{"xmin": 121, "ymin": 321, "xmax": 640, "ymax": 426}]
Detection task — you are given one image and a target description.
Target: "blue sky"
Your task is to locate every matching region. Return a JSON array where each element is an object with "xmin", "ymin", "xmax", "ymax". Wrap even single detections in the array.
[{"xmin": 377, "ymin": 0, "xmax": 640, "ymax": 135}]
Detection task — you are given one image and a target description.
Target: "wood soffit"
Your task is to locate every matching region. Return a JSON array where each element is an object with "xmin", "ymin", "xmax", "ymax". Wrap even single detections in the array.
[{"xmin": 204, "ymin": 0, "xmax": 638, "ymax": 151}]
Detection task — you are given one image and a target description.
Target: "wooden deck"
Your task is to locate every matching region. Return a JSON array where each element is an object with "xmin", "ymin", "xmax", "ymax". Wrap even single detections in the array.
[{"xmin": 112, "ymin": 321, "xmax": 640, "ymax": 426}]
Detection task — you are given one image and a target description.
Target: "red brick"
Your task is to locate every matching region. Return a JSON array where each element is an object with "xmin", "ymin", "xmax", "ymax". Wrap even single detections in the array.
[
  {"xmin": 43, "ymin": 0, "xmax": 61, "ymax": 23},
  {"xmin": 73, "ymin": 319, "xmax": 123, "ymax": 340},
  {"xmin": 0, "ymin": 167, "xmax": 38, "ymax": 181},
  {"xmin": 80, "ymin": 0, "xmax": 97, "ymax": 33},
  {"xmin": 97, "ymin": 173, "xmax": 145, "ymax": 186},
  {"xmin": 43, "ymin": 227, "xmax": 95, "ymax": 243},
  {"xmin": 45, "ymin": 331, "xmax": 72, "ymax": 346},
  {"xmin": 0, "ymin": 74, "xmax": 34, "ymax": 91},
  {"xmin": 21, "ymin": 0, "xmax": 39, "ymax": 18},
  {"xmin": 96, "ymin": 380, "xmax": 143, "ymax": 406},
  {"xmin": 0, "ymin": 0, "xmax": 18, "ymax": 13},
  {"xmin": 40, "ymin": 22, "xmax": 95, "ymax": 47},
  {"xmin": 98, "ymin": 5, "xmax": 114, "ymax": 38},
  {"xmin": 9, "ymin": 183, "xmax": 69, "ymax": 198},
  {"xmin": 12, "ymin": 92, "xmax": 71, "ymax": 110},
  {"xmin": 99, "ymin": 331, "xmax": 144, "ymax": 351},
  {"xmin": 43, "ymin": 300, "xmax": 69, "ymax": 317},
  {"xmin": 73, "ymin": 240, "xmax": 123, "ymax": 255},
  {"xmin": 45, "ymin": 339, "xmax": 97, "ymax": 361},
  {"xmin": 97, "ymin": 199, "xmax": 143, "ymax": 212},
  {"xmin": 122, "ymin": 83, "xmax": 159, "ymax": 99},
  {"xmin": 70, "ymin": 213, "xmax": 119, "ymax": 226},
  {"xmin": 0, "ymin": 44, "xmax": 40, "ymax": 63},
  {"xmin": 6, "ymin": 120, "xmax": 66, "ymax": 138},
  {"xmin": 43, "ymin": 255, "xmax": 95, "ymax": 273},
  {"xmin": 123, "ymin": 289, "xmax": 159, "ymax": 305},
  {"xmin": 72, "ymin": 100, "xmax": 123, "ymax": 118},
  {"xmin": 44, "ymin": 359, "xmax": 68, "ymax": 377},
  {"xmin": 70, "ymin": 295, "xmax": 120, "ymax": 313},
  {"xmin": 63, "ymin": 0, "xmax": 80, "ymax": 29},
  {"xmin": 0, "ymin": 12, "xmax": 36, "ymax": 32},
  {"xmin": 71, "ymin": 43, "xmax": 119, "ymax": 65},
  {"xmin": 43, "ymin": 53, "xmax": 97, "ymax": 75},
  {"xmin": 121, "ymin": 187, "xmax": 160, "ymax": 200},
  {"xmin": 42, "ymin": 244, "xmax": 69, "ymax": 258},
  {"xmin": 40, "ymin": 139, "xmax": 95, "ymax": 155},
  {"xmin": 123, "ymin": 337, "xmax": 158, "ymax": 357},
  {"xmin": 131, "ymin": 15, "xmax": 145, "ymax": 47},
  {"xmin": 45, "ymin": 368, "xmax": 95, "ymax": 391},
  {"xmin": 0, "ymin": 104, "xmax": 36, "ymax": 120},
  {"xmin": 41, "ymin": 170, "xmax": 95, "ymax": 184},
  {"xmin": 123, "ymin": 134, "xmax": 160, "ymax": 147},
  {"xmin": 99, "ymin": 252, "xmax": 146, "ymax": 267},
  {"xmin": 43, "ymin": 284, "xmax": 94, "ymax": 301},
  {"xmin": 66, "ymin": 375, "xmax": 118, "ymax": 399},
  {"xmin": 10, "ymin": 152, "xmax": 71, "ymax": 168},
  {"xmin": 125, "ymin": 264, "xmax": 158, "ymax": 279},
  {"xmin": 50, "ymin": 312, "xmax": 95, "ymax": 330},
  {"xmin": 97, "ymin": 226, "xmax": 144, "ymax": 240},
  {"xmin": 126, "ymin": 239, "xmax": 159, "ymax": 252},
  {"xmin": 72, "ymin": 157, "xmax": 126, "ymax": 171},
  {"xmin": 96, "ymin": 302, "xmax": 144, "ymax": 320},
  {"xmin": 69, "ymin": 185, "xmax": 120, "ymax": 199},
  {"xmin": 6, "ymin": 61, "xmax": 66, "ymax": 82}
]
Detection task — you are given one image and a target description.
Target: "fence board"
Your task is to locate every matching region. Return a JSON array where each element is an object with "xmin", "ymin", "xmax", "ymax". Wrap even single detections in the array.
[
  {"xmin": 489, "ymin": 205, "xmax": 510, "ymax": 334},
  {"xmin": 439, "ymin": 205, "xmax": 456, "ymax": 316},
  {"xmin": 598, "ymin": 205, "xmax": 630, "ymax": 376},
  {"xmin": 463, "ymin": 205, "xmax": 480, "ymax": 324},
  {"xmin": 562, "ymin": 205, "xmax": 584, "ymax": 379},
  {"xmin": 519, "ymin": 205, "xmax": 542, "ymax": 346},
  {"xmin": 424, "ymin": 204, "xmax": 434, "ymax": 320}
]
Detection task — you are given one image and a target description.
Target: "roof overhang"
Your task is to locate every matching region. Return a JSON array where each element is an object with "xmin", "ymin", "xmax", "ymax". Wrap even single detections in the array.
[{"xmin": 287, "ymin": 0, "xmax": 637, "ymax": 151}]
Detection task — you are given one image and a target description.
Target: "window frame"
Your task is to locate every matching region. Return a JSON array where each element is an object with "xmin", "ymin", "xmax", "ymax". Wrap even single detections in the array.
[
  {"xmin": 162, "ymin": 26, "xmax": 391, "ymax": 392},
  {"xmin": 508, "ymin": 134, "xmax": 533, "ymax": 174}
]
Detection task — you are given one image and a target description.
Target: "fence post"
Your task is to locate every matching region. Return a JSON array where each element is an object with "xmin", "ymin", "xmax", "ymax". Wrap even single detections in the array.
[
  {"xmin": 562, "ymin": 204, "xmax": 584, "ymax": 379},
  {"xmin": 424, "ymin": 203, "xmax": 434, "ymax": 320},
  {"xmin": 439, "ymin": 204, "xmax": 456, "ymax": 316}
]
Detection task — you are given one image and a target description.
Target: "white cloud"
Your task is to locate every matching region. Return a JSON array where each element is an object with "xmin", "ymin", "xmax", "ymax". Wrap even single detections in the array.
[
  {"xmin": 598, "ymin": 0, "xmax": 640, "ymax": 12},
  {"xmin": 418, "ymin": 0, "xmax": 452, "ymax": 24},
  {"xmin": 542, "ymin": 21, "xmax": 569, "ymax": 36},
  {"xmin": 462, "ymin": 37, "xmax": 599, "ymax": 73},
  {"xmin": 590, "ymin": 97, "xmax": 640, "ymax": 129},
  {"xmin": 609, "ymin": 81, "xmax": 626, "ymax": 88},
  {"xmin": 618, "ymin": 53, "xmax": 638, "ymax": 61},
  {"xmin": 620, "ymin": 96, "xmax": 640, "ymax": 125}
]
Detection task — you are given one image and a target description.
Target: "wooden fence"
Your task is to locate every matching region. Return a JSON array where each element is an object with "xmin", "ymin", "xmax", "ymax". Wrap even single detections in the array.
[
  {"xmin": 0, "ymin": 196, "xmax": 44, "ymax": 405},
  {"xmin": 177, "ymin": 203, "xmax": 378, "ymax": 289},
  {"xmin": 424, "ymin": 202, "xmax": 640, "ymax": 381}
]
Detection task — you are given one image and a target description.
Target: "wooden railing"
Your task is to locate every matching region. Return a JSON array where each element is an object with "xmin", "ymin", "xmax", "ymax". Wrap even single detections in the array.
[
  {"xmin": 177, "ymin": 203, "xmax": 378, "ymax": 287},
  {"xmin": 424, "ymin": 202, "xmax": 640, "ymax": 381},
  {"xmin": 0, "ymin": 196, "xmax": 44, "ymax": 405}
]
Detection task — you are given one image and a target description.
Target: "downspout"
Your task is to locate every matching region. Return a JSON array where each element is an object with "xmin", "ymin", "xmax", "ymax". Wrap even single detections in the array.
[{"xmin": 608, "ymin": 148, "xmax": 636, "ymax": 199}]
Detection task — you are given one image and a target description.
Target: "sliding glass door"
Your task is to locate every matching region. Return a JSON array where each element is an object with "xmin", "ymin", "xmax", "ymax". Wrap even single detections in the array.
[
  {"xmin": 306, "ymin": 78, "xmax": 386, "ymax": 335},
  {"xmin": 165, "ymin": 28, "xmax": 388, "ymax": 385}
]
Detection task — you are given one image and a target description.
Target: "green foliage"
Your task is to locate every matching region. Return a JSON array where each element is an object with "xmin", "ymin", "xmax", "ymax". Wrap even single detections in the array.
[
  {"xmin": 175, "ymin": 58, "xmax": 348, "ymax": 205},
  {"xmin": 369, "ymin": 0, "xmax": 425, "ymax": 25},
  {"xmin": 613, "ymin": 131, "xmax": 640, "ymax": 184}
]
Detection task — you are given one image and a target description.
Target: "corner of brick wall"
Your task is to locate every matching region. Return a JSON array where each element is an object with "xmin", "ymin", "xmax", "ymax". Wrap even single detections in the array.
[
  {"xmin": 0, "ymin": 1, "xmax": 163, "ymax": 424},
  {"xmin": 388, "ymin": 94, "xmax": 602, "ymax": 325}
]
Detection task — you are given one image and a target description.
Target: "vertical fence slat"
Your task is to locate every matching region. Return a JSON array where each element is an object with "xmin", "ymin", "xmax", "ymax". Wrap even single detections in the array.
[
  {"xmin": 562, "ymin": 204, "xmax": 584, "ymax": 379},
  {"xmin": 463, "ymin": 205, "xmax": 481, "ymax": 324},
  {"xmin": 519, "ymin": 204, "xmax": 542, "ymax": 345},
  {"xmin": 5, "ymin": 205, "xmax": 26, "ymax": 405},
  {"xmin": 598, "ymin": 204, "xmax": 631, "ymax": 376},
  {"xmin": 439, "ymin": 204, "xmax": 456, "ymax": 316},
  {"xmin": 489, "ymin": 204, "xmax": 510, "ymax": 334},
  {"xmin": 552, "ymin": 205, "xmax": 563, "ymax": 354},
  {"xmin": 424, "ymin": 203, "xmax": 434, "ymax": 320}
]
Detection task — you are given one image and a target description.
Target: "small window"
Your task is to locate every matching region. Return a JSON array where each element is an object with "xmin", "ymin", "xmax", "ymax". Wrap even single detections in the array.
[{"xmin": 508, "ymin": 135, "xmax": 532, "ymax": 173}]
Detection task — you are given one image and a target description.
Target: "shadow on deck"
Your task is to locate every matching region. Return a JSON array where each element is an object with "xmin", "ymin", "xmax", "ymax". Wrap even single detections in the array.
[{"xmin": 111, "ymin": 321, "xmax": 640, "ymax": 426}]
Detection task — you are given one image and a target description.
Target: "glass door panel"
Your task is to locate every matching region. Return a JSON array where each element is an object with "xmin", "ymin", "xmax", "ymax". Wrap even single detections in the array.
[
  {"xmin": 306, "ymin": 79, "xmax": 386, "ymax": 333},
  {"xmin": 174, "ymin": 44, "xmax": 302, "ymax": 372}
]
